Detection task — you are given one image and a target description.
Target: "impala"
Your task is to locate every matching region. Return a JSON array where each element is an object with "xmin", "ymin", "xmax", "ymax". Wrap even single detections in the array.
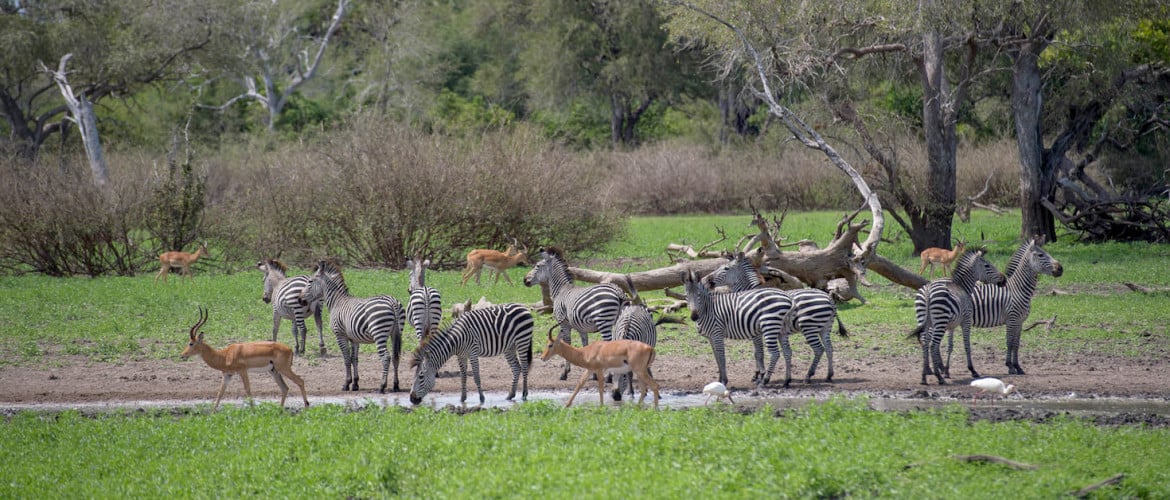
[
  {"xmin": 155, "ymin": 242, "xmax": 209, "ymax": 283},
  {"xmin": 461, "ymin": 238, "xmax": 530, "ymax": 286},
  {"xmin": 180, "ymin": 306, "xmax": 310, "ymax": 410},
  {"xmin": 918, "ymin": 240, "xmax": 966, "ymax": 279},
  {"xmin": 540, "ymin": 326, "xmax": 660, "ymax": 408}
]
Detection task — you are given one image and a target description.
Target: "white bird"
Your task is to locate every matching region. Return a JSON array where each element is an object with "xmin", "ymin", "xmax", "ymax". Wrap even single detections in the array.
[
  {"xmin": 970, "ymin": 377, "xmax": 1015, "ymax": 406},
  {"xmin": 703, "ymin": 381, "xmax": 734, "ymax": 406}
]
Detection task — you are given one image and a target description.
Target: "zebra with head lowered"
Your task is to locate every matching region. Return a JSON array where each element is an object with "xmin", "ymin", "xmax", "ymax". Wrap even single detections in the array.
[
  {"xmin": 257, "ymin": 258, "xmax": 326, "ymax": 356},
  {"xmin": 609, "ymin": 275, "xmax": 682, "ymax": 401},
  {"xmin": 911, "ymin": 249, "xmax": 1005, "ymax": 385},
  {"xmin": 706, "ymin": 251, "xmax": 848, "ymax": 385},
  {"xmin": 523, "ymin": 247, "xmax": 625, "ymax": 380},
  {"xmin": 969, "ymin": 238, "xmax": 1063, "ymax": 375},
  {"xmin": 299, "ymin": 259, "xmax": 407, "ymax": 393},
  {"xmin": 682, "ymin": 270, "xmax": 795, "ymax": 389},
  {"xmin": 406, "ymin": 258, "xmax": 442, "ymax": 341},
  {"xmin": 409, "ymin": 303, "xmax": 535, "ymax": 405}
]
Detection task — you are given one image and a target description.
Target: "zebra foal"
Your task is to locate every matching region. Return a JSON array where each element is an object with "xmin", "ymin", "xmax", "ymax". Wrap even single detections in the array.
[
  {"xmin": 257, "ymin": 259, "xmax": 326, "ymax": 356},
  {"xmin": 523, "ymin": 247, "xmax": 625, "ymax": 380},
  {"xmin": 408, "ymin": 303, "xmax": 535, "ymax": 405},
  {"xmin": 299, "ymin": 259, "xmax": 407, "ymax": 393}
]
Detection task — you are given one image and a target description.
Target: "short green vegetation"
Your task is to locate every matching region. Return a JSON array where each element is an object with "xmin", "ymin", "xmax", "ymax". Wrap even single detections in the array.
[{"xmin": 2, "ymin": 400, "xmax": 1167, "ymax": 498}]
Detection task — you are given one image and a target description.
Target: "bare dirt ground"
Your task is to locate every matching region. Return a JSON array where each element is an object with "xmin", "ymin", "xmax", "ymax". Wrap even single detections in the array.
[{"xmin": 2, "ymin": 339, "xmax": 1168, "ymax": 426}]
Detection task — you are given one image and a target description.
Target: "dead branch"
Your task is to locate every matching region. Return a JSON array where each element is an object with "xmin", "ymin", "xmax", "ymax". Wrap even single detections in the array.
[
  {"xmin": 1022, "ymin": 315, "xmax": 1057, "ymax": 334},
  {"xmin": 1070, "ymin": 473, "xmax": 1126, "ymax": 498},
  {"xmin": 1123, "ymin": 282, "xmax": 1152, "ymax": 293},
  {"xmin": 952, "ymin": 455, "xmax": 1038, "ymax": 470},
  {"xmin": 666, "ymin": 228, "xmax": 728, "ymax": 262}
]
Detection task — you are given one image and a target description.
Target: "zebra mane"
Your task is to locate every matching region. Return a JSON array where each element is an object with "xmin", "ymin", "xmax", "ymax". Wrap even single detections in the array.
[
  {"xmin": 542, "ymin": 246, "xmax": 566, "ymax": 262},
  {"xmin": 411, "ymin": 318, "xmax": 456, "ymax": 365},
  {"xmin": 266, "ymin": 258, "xmax": 288, "ymax": 275}
]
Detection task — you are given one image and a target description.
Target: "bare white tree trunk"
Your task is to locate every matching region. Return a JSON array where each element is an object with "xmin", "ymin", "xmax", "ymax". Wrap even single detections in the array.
[{"xmin": 44, "ymin": 53, "xmax": 109, "ymax": 187}]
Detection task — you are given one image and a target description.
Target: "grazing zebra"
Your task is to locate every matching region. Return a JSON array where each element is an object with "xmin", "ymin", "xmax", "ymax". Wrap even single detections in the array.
[
  {"xmin": 912, "ymin": 250, "xmax": 1005, "ymax": 385},
  {"xmin": 969, "ymin": 239, "xmax": 1063, "ymax": 375},
  {"xmin": 523, "ymin": 247, "xmax": 625, "ymax": 380},
  {"xmin": 406, "ymin": 258, "xmax": 442, "ymax": 341},
  {"xmin": 299, "ymin": 259, "xmax": 407, "ymax": 393},
  {"xmin": 257, "ymin": 259, "xmax": 325, "ymax": 356},
  {"xmin": 408, "ymin": 303, "xmax": 535, "ymax": 405},
  {"xmin": 706, "ymin": 251, "xmax": 848, "ymax": 384},
  {"xmin": 682, "ymin": 270, "xmax": 795, "ymax": 389}
]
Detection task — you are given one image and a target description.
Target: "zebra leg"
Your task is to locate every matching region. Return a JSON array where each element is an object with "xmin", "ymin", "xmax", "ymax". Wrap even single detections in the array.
[
  {"xmin": 504, "ymin": 350, "xmax": 522, "ymax": 402},
  {"xmin": 313, "ymin": 309, "xmax": 326, "ymax": 356},
  {"xmin": 943, "ymin": 327, "xmax": 954, "ymax": 378},
  {"xmin": 822, "ymin": 323, "xmax": 835, "ymax": 383},
  {"xmin": 457, "ymin": 355, "xmax": 469, "ymax": 404},
  {"xmin": 962, "ymin": 320, "xmax": 980, "ymax": 379},
  {"xmin": 1007, "ymin": 322, "xmax": 1024, "ymax": 375},
  {"xmin": 337, "ymin": 337, "xmax": 355, "ymax": 391},
  {"xmin": 391, "ymin": 328, "xmax": 402, "ymax": 392},
  {"xmin": 271, "ymin": 313, "xmax": 282, "ymax": 344},
  {"xmin": 805, "ymin": 345, "xmax": 823, "ymax": 384},
  {"xmin": 558, "ymin": 326, "xmax": 574, "ymax": 381},
  {"xmin": 612, "ymin": 374, "xmax": 624, "ymax": 402},
  {"xmin": 779, "ymin": 334, "xmax": 794, "ymax": 388},
  {"xmin": 708, "ymin": 336, "xmax": 728, "ymax": 386},
  {"xmin": 751, "ymin": 336, "xmax": 766, "ymax": 384},
  {"xmin": 293, "ymin": 316, "xmax": 307, "ymax": 356},
  {"xmin": 470, "ymin": 355, "xmax": 486, "ymax": 405},
  {"xmin": 761, "ymin": 332, "xmax": 781, "ymax": 386},
  {"xmin": 929, "ymin": 329, "xmax": 947, "ymax": 385}
]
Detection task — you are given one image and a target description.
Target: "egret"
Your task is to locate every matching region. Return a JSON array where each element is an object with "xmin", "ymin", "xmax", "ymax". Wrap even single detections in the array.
[
  {"xmin": 703, "ymin": 381, "xmax": 734, "ymax": 406},
  {"xmin": 970, "ymin": 377, "xmax": 1015, "ymax": 406}
]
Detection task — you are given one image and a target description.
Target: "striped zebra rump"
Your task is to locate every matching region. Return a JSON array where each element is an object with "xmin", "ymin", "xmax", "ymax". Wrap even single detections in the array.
[
  {"xmin": 611, "ymin": 300, "xmax": 658, "ymax": 400},
  {"xmin": 783, "ymin": 288, "xmax": 842, "ymax": 384},
  {"xmin": 409, "ymin": 303, "xmax": 535, "ymax": 405},
  {"xmin": 408, "ymin": 285, "xmax": 442, "ymax": 341}
]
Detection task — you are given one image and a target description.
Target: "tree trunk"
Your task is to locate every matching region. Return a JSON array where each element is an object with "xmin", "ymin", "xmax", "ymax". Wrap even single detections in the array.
[
  {"xmin": 1011, "ymin": 38, "xmax": 1057, "ymax": 242},
  {"xmin": 915, "ymin": 32, "xmax": 958, "ymax": 253}
]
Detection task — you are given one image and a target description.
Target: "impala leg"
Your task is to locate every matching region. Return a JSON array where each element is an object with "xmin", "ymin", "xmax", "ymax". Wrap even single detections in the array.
[
  {"xmin": 566, "ymin": 370, "xmax": 592, "ymax": 408},
  {"xmin": 269, "ymin": 362, "xmax": 289, "ymax": 407},
  {"xmin": 239, "ymin": 370, "xmax": 254, "ymax": 405},
  {"xmin": 278, "ymin": 365, "xmax": 309, "ymax": 408},
  {"xmin": 595, "ymin": 369, "xmax": 607, "ymax": 406},
  {"xmin": 213, "ymin": 373, "xmax": 232, "ymax": 410}
]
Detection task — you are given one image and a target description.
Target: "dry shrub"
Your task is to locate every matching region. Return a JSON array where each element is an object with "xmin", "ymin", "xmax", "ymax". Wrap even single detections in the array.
[
  {"xmin": 0, "ymin": 157, "xmax": 151, "ymax": 276},
  {"xmin": 216, "ymin": 117, "xmax": 622, "ymax": 267}
]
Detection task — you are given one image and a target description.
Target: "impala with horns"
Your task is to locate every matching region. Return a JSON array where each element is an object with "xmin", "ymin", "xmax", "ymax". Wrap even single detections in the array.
[
  {"xmin": 540, "ymin": 326, "xmax": 660, "ymax": 408},
  {"xmin": 180, "ymin": 306, "xmax": 310, "ymax": 410},
  {"xmin": 461, "ymin": 237, "xmax": 530, "ymax": 286},
  {"xmin": 155, "ymin": 242, "xmax": 209, "ymax": 283}
]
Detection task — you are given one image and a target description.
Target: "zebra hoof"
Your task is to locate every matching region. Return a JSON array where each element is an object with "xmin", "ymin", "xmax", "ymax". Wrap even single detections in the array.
[
  {"xmin": 558, "ymin": 372, "xmax": 569, "ymax": 381},
  {"xmin": 612, "ymin": 389, "xmax": 623, "ymax": 402}
]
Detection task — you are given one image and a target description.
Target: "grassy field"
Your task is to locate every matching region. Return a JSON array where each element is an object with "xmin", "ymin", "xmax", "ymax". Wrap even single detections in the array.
[
  {"xmin": 3, "ymin": 400, "xmax": 1168, "ymax": 498},
  {"xmin": 2, "ymin": 211, "xmax": 1169, "ymax": 498}
]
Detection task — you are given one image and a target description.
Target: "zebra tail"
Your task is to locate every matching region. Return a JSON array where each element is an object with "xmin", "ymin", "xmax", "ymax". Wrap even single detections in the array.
[
  {"xmin": 907, "ymin": 323, "xmax": 925, "ymax": 343},
  {"xmin": 835, "ymin": 316, "xmax": 849, "ymax": 338}
]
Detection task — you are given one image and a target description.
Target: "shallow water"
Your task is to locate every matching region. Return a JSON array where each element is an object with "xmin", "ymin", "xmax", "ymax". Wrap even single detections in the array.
[{"xmin": 4, "ymin": 390, "xmax": 1170, "ymax": 417}]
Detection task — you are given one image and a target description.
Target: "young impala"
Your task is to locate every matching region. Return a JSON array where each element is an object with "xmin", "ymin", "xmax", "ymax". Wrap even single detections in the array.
[
  {"xmin": 461, "ymin": 238, "xmax": 530, "ymax": 286},
  {"xmin": 540, "ymin": 326, "xmax": 660, "ymax": 408},
  {"xmin": 155, "ymin": 242, "xmax": 209, "ymax": 283},
  {"xmin": 918, "ymin": 240, "xmax": 966, "ymax": 279},
  {"xmin": 180, "ymin": 306, "xmax": 310, "ymax": 410}
]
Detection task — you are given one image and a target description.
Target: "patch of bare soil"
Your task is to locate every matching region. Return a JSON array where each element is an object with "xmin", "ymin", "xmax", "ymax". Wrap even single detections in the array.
[{"xmin": 2, "ymin": 341, "xmax": 1167, "ymax": 426}]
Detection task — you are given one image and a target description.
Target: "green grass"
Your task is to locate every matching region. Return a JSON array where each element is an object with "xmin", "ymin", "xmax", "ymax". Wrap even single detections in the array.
[
  {"xmin": 3, "ymin": 400, "xmax": 1168, "ymax": 498},
  {"xmin": 0, "ymin": 210, "xmax": 1166, "ymax": 365}
]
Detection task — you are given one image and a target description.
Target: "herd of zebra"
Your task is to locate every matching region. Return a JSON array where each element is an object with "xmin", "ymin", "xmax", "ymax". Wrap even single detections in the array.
[{"xmin": 252, "ymin": 238, "xmax": 1061, "ymax": 406}]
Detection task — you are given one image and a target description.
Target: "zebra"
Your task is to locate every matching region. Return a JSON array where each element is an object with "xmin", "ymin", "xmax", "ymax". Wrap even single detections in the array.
[
  {"xmin": 299, "ymin": 259, "xmax": 407, "ymax": 393},
  {"xmin": 609, "ymin": 275, "xmax": 681, "ymax": 401},
  {"xmin": 257, "ymin": 258, "xmax": 325, "ymax": 356},
  {"xmin": 969, "ymin": 238, "xmax": 1063, "ymax": 375},
  {"xmin": 406, "ymin": 258, "xmax": 442, "ymax": 341},
  {"xmin": 912, "ymin": 249, "xmax": 1005, "ymax": 385},
  {"xmin": 408, "ymin": 303, "xmax": 535, "ymax": 405},
  {"xmin": 706, "ymin": 251, "xmax": 848, "ymax": 384},
  {"xmin": 522, "ymin": 247, "xmax": 625, "ymax": 380},
  {"xmin": 682, "ymin": 270, "xmax": 795, "ymax": 389}
]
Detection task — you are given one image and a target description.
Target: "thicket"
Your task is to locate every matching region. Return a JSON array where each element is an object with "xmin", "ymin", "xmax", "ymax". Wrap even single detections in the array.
[{"xmin": 0, "ymin": 113, "xmax": 1025, "ymax": 276}]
